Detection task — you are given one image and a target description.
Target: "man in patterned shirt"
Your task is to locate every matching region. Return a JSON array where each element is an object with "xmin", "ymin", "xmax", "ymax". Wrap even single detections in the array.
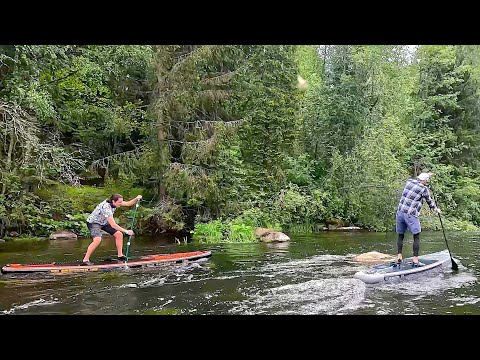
[
  {"xmin": 82, "ymin": 193, "xmax": 142, "ymax": 265},
  {"xmin": 396, "ymin": 172, "xmax": 441, "ymax": 267}
]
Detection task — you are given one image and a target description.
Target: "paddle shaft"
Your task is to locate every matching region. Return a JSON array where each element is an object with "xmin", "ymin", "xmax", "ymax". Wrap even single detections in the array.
[
  {"xmin": 125, "ymin": 199, "xmax": 141, "ymax": 262},
  {"xmin": 429, "ymin": 185, "xmax": 458, "ymax": 271}
]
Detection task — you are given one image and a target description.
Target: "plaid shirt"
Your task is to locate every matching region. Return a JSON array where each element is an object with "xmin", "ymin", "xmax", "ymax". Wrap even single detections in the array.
[{"xmin": 397, "ymin": 178, "xmax": 437, "ymax": 217}]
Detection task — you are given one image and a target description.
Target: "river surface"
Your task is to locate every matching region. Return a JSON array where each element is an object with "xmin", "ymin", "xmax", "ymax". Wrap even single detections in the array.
[{"xmin": 0, "ymin": 231, "xmax": 478, "ymax": 315}]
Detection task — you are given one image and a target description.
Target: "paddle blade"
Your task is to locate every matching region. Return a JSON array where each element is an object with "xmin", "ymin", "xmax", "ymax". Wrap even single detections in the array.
[{"xmin": 451, "ymin": 258, "xmax": 459, "ymax": 271}]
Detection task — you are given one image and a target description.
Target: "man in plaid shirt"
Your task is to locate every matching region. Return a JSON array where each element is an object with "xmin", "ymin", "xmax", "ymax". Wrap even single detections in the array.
[{"xmin": 396, "ymin": 172, "xmax": 441, "ymax": 266}]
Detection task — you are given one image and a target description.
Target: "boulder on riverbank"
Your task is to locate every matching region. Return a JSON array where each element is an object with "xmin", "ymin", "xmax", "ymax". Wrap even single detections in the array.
[{"xmin": 255, "ymin": 228, "xmax": 290, "ymax": 243}]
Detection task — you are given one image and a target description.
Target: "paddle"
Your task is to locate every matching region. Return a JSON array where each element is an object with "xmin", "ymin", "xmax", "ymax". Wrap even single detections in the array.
[
  {"xmin": 124, "ymin": 199, "xmax": 141, "ymax": 264},
  {"xmin": 429, "ymin": 184, "xmax": 458, "ymax": 271}
]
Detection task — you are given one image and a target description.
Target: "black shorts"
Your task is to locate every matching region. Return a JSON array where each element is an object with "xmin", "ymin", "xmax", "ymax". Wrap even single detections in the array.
[{"xmin": 87, "ymin": 222, "xmax": 119, "ymax": 238}]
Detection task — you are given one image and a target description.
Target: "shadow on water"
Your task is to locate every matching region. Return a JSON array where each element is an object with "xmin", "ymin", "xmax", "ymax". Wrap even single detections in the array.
[{"xmin": 0, "ymin": 231, "xmax": 479, "ymax": 314}]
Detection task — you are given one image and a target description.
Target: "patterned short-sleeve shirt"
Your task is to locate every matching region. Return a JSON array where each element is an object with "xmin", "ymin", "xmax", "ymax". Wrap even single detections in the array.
[
  {"xmin": 86, "ymin": 200, "xmax": 117, "ymax": 225},
  {"xmin": 397, "ymin": 178, "xmax": 437, "ymax": 217}
]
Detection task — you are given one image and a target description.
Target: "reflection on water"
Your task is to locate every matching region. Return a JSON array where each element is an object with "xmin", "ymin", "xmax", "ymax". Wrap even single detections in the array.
[{"xmin": 0, "ymin": 231, "xmax": 479, "ymax": 314}]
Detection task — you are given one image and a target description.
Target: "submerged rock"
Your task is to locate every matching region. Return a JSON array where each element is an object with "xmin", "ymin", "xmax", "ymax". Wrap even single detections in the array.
[
  {"xmin": 329, "ymin": 226, "xmax": 363, "ymax": 231},
  {"xmin": 49, "ymin": 230, "xmax": 78, "ymax": 240},
  {"xmin": 352, "ymin": 251, "xmax": 395, "ymax": 263}
]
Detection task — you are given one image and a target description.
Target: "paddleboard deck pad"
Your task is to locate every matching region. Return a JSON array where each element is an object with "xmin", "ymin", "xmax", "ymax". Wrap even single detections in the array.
[
  {"xmin": 1, "ymin": 251, "xmax": 212, "ymax": 274},
  {"xmin": 354, "ymin": 250, "xmax": 452, "ymax": 284}
]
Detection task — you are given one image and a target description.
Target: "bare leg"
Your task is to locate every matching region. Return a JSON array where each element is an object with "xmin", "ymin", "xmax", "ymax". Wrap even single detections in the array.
[
  {"xmin": 114, "ymin": 231, "xmax": 124, "ymax": 257},
  {"xmin": 83, "ymin": 237, "xmax": 102, "ymax": 262}
]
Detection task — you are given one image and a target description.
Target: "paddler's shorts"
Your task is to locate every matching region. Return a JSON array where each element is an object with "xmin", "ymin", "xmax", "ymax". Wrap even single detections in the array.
[
  {"xmin": 87, "ymin": 222, "xmax": 119, "ymax": 238},
  {"xmin": 396, "ymin": 210, "xmax": 421, "ymax": 235}
]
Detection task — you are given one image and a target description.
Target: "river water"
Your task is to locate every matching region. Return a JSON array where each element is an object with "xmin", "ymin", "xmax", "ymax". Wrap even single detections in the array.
[{"xmin": 0, "ymin": 231, "xmax": 478, "ymax": 315}]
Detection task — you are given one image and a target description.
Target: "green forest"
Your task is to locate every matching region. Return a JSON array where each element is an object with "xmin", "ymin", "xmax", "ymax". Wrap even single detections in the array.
[{"xmin": 1, "ymin": 45, "xmax": 480, "ymax": 243}]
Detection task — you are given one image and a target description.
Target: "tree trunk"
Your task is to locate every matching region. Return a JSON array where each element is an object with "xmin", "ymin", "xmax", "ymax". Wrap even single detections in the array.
[
  {"xmin": 1, "ymin": 134, "xmax": 15, "ymax": 195},
  {"xmin": 157, "ymin": 120, "xmax": 166, "ymax": 199}
]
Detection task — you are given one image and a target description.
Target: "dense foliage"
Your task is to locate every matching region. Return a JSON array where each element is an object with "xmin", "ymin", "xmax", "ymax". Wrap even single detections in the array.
[{"xmin": 2, "ymin": 45, "xmax": 479, "ymax": 242}]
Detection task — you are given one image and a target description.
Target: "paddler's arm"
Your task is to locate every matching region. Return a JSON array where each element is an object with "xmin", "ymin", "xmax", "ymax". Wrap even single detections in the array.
[
  {"xmin": 424, "ymin": 188, "xmax": 441, "ymax": 213},
  {"xmin": 107, "ymin": 217, "xmax": 134, "ymax": 235},
  {"xmin": 120, "ymin": 195, "xmax": 142, "ymax": 207}
]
